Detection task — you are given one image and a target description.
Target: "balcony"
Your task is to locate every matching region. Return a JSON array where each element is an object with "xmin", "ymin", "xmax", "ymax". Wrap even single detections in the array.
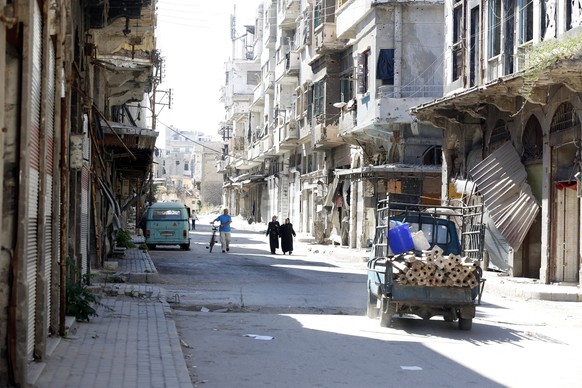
[
  {"xmin": 253, "ymin": 83, "xmax": 265, "ymax": 105},
  {"xmin": 275, "ymin": 50, "xmax": 300, "ymax": 83},
  {"xmin": 336, "ymin": 0, "xmax": 372, "ymax": 40},
  {"xmin": 264, "ymin": 23, "xmax": 278, "ymax": 48},
  {"xmin": 262, "ymin": 71, "xmax": 275, "ymax": 91},
  {"xmin": 338, "ymin": 110, "xmax": 357, "ymax": 136},
  {"xmin": 262, "ymin": 132, "xmax": 275, "ymax": 156},
  {"xmin": 231, "ymin": 136, "xmax": 246, "ymax": 152},
  {"xmin": 375, "ymin": 85, "xmax": 442, "ymax": 125},
  {"xmin": 278, "ymin": 0, "xmax": 300, "ymax": 27},
  {"xmin": 247, "ymin": 141, "xmax": 262, "ymax": 160},
  {"xmin": 314, "ymin": 23, "xmax": 344, "ymax": 54},
  {"xmin": 276, "ymin": 119, "xmax": 299, "ymax": 150},
  {"xmin": 313, "ymin": 123, "xmax": 342, "ymax": 149},
  {"xmin": 299, "ymin": 119, "xmax": 312, "ymax": 142},
  {"xmin": 216, "ymin": 159, "xmax": 227, "ymax": 173}
]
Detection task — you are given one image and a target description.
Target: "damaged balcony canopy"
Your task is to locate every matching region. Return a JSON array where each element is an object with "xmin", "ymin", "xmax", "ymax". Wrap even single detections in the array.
[
  {"xmin": 411, "ymin": 52, "xmax": 582, "ymax": 125},
  {"xmin": 100, "ymin": 119, "xmax": 158, "ymax": 181},
  {"xmin": 87, "ymin": 0, "xmax": 152, "ymax": 29}
]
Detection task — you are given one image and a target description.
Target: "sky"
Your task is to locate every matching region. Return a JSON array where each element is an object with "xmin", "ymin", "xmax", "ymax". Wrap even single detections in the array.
[{"xmin": 154, "ymin": 0, "xmax": 261, "ymax": 147}]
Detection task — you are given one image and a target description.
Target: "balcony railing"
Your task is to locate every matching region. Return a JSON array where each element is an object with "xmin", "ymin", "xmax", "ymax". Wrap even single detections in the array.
[
  {"xmin": 313, "ymin": 123, "xmax": 341, "ymax": 149},
  {"xmin": 314, "ymin": 23, "xmax": 343, "ymax": 54},
  {"xmin": 278, "ymin": 0, "xmax": 300, "ymax": 26},
  {"xmin": 275, "ymin": 50, "xmax": 300, "ymax": 82}
]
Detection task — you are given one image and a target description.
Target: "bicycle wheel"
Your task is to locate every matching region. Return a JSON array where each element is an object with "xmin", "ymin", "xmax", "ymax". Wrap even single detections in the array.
[{"xmin": 209, "ymin": 235, "xmax": 215, "ymax": 252}]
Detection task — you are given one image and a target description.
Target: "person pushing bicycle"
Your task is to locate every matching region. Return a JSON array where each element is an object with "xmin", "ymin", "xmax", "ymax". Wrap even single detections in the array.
[{"xmin": 212, "ymin": 208, "xmax": 232, "ymax": 253}]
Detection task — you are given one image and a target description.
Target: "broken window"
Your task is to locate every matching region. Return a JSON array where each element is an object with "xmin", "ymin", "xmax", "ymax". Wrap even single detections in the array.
[{"xmin": 356, "ymin": 50, "xmax": 370, "ymax": 94}]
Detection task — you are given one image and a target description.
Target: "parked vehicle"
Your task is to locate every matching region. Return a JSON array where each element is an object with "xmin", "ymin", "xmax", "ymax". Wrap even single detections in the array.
[
  {"xmin": 144, "ymin": 202, "xmax": 191, "ymax": 250},
  {"xmin": 367, "ymin": 194, "xmax": 485, "ymax": 330}
]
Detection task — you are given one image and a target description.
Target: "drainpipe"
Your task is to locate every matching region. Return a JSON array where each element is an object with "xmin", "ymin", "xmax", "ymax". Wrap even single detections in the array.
[{"xmin": 394, "ymin": 4, "xmax": 402, "ymax": 98}]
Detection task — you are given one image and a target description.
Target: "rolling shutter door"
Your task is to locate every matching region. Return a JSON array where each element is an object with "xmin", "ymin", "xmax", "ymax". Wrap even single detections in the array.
[
  {"xmin": 44, "ymin": 42, "xmax": 56, "ymax": 331},
  {"xmin": 26, "ymin": 2, "xmax": 43, "ymax": 357}
]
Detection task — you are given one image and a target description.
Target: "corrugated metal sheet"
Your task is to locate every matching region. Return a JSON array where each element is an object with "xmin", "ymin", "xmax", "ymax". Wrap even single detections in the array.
[{"xmin": 470, "ymin": 142, "xmax": 540, "ymax": 250}]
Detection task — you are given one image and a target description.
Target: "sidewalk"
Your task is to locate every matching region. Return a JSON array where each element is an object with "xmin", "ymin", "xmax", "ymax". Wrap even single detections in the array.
[
  {"xmin": 30, "ymin": 231, "xmax": 581, "ymax": 387},
  {"xmin": 30, "ymin": 242, "xmax": 191, "ymax": 388}
]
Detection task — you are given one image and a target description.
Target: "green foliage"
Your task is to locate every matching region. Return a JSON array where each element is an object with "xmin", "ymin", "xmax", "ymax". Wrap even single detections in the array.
[
  {"xmin": 138, "ymin": 243, "xmax": 148, "ymax": 251},
  {"xmin": 116, "ymin": 229, "xmax": 136, "ymax": 248},
  {"xmin": 66, "ymin": 257, "xmax": 110, "ymax": 322},
  {"xmin": 518, "ymin": 34, "xmax": 582, "ymax": 112}
]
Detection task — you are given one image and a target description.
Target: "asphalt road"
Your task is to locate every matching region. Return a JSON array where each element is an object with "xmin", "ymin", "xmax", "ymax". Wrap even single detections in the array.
[{"xmin": 148, "ymin": 219, "xmax": 582, "ymax": 388}]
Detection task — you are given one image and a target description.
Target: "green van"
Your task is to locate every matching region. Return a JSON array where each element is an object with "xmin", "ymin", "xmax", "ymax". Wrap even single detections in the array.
[{"xmin": 144, "ymin": 202, "xmax": 191, "ymax": 250}]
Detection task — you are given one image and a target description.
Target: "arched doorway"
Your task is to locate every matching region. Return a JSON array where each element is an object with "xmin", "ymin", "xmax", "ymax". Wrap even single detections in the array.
[
  {"xmin": 520, "ymin": 116, "xmax": 543, "ymax": 279},
  {"xmin": 549, "ymin": 102, "xmax": 580, "ymax": 283}
]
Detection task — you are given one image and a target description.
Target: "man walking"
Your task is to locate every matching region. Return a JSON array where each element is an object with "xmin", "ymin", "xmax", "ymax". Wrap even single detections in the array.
[{"xmin": 212, "ymin": 208, "xmax": 232, "ymax": 253}]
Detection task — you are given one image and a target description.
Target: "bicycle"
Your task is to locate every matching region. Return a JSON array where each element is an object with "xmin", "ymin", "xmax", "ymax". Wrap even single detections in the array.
[{"xmin": 206, "ymin": 223, "xmax": 218, "ymax": 252}]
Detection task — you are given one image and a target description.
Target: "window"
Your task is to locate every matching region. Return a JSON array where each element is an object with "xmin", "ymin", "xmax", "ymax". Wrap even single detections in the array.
[
  {"xmin": 313, "ymin": 80, "xmax": 325, "ymax": 117},
  {"xmin": 522, "ymin": 116, "xmax": 543, "ymax": 162},
  {"xmin": 452, "ymin": 4, "xmax": 463, "ymax": 81},
  {"xmin": 423, "ymin": 146, "xmax": 442, "ymax": 165},
  {"xmin": 488, "ymin": 0, "xmax": 501, "ymax": 58},
  {"xmin": 314, "ymin": 0, "xmax": 323, "ymax": 29},
  {"xmin": 247, "ymin": 71, "xmax": 260, "ymax": 86},
  {"xmin": 307, "ymin": 86, "xmax": 313, "ymax": 123},
  {"xmin": 184, "ymin": 161, "xmax": 189, "ymax": 171},
  {"xmin": 340, "ymin": 76, "xmax": 353, "ymax": 102},
  {"xmin": 376, "ymin": 49, "xmax": 395, "ymax": 85},
  {"xmin": 469, "ymin": 6, "xmax": 480, "ymax": 86},
  {"xmin": 518, "ymin": 0, "xmax": 533, "ymax": 44},
  {"xmin": 356, "ymin": 50, "xmax": 370, "ymax": 94}
]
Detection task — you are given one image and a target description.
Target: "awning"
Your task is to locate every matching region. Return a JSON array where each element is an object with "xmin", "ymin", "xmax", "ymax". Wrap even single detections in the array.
[
  {"xmin": 470, "ymin": 142, "xmax": 540, "ymax": 250},
  {"xmin": 334, "ymin": 164, "xmax": 442, "ymax": 177}
]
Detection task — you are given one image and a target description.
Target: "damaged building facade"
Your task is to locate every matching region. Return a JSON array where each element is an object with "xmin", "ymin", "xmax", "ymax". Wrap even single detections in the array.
[
  {"xmin": 0, "ymin": 1, "xmax": 158, "ymax": 384},
  {"xmin": 412, "ymin": 0, "xmax": 582, "ymax": 285},
  {"xmin": 220, "ymin": 0, "xmax": 446, "ymax": 248}
]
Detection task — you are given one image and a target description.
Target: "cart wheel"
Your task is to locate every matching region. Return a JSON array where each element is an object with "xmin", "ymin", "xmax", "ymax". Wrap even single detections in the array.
[
  {"xmin": 443, "ymin": 314, "xmax": 455, "ymax": 323},
  {"xmin": 458, "ymin": 317, "xmax": 473, "ymax": 331},
  {"xmin": 180, "ymin": 243, "xmax": 190, "ymax": 251},
  {"xmin": 379, "ymin": 297, "xmax": 396, "ymax": 328},
  {"xmin": 366, "ymin": 285, "xmax": 378, "ymax": 319}
]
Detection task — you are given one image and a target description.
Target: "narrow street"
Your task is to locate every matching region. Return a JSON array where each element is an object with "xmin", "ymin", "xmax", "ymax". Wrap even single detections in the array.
[{"xmin": 147, "ymin": 218, "xmax": 582, "ymax": 388}]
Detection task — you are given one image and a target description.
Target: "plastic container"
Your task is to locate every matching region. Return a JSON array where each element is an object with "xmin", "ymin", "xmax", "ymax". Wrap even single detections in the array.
[
  {"xmin": 389, "ymin": 223, "xmax": 414, "ymax": 254},
  {"xmin": 411, "ymin": 230, "xmax": 431, "ymax": 251}
]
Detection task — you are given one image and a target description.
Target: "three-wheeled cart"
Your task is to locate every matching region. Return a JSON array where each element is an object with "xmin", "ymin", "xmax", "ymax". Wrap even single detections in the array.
[{"xmin": 366, "ymin": 194, "xmax": 485, "ymax": 330}]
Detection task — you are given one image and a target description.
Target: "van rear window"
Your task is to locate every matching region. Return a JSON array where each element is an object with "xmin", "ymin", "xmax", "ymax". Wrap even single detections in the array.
[{"xmin": 151, "ymin": 210, "xmax": 183, "ymax": 220}]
